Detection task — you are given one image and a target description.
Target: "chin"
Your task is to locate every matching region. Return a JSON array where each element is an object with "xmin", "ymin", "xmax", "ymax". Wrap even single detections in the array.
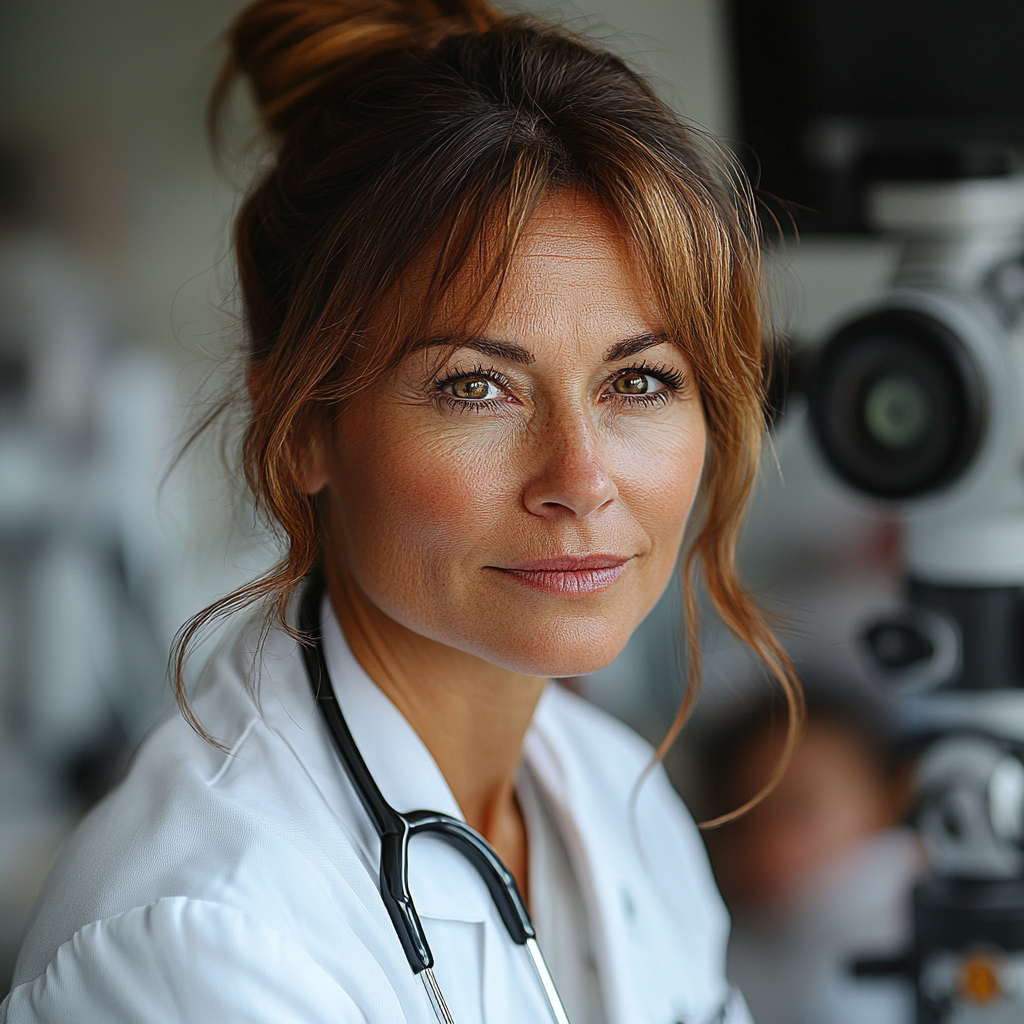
[{"xmin": 469, "ymin": 618, "xmax": 632, "ymax": 678}]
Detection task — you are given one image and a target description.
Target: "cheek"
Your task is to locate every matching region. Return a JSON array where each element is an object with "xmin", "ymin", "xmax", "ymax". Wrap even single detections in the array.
[
  {"xmin": 612, "ymin": 411, "xmax": 707, "ymax": 547},
  {"xmin": 329, "ymin": 411, "xmax": 513, "ymax": 607}
]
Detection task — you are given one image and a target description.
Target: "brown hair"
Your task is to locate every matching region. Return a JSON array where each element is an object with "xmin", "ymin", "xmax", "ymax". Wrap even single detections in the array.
[{"xmin": 176, "ymin": 0, "xmax": 802, "ymax": 826}]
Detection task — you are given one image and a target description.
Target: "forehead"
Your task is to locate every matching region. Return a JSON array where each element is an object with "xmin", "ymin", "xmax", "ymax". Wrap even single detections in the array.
[{"xmin": 440, "ymin": 192, "xmax": 664, "ymax": 353}]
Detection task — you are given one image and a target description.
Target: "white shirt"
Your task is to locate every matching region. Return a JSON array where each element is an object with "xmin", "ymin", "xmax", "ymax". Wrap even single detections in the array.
[
  {"xmin": 2, "ymin": 602, "xmax": 750, "ymax": 1024},
  {"xmin": 518, "ymin": 764, "xmax": 607, "ymax": 1024}
]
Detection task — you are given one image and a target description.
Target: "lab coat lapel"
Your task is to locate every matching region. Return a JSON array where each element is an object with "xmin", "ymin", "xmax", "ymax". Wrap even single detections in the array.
[{"xmin": 523, "ymin": 688, "xmax": 688, "ymax": 1024}]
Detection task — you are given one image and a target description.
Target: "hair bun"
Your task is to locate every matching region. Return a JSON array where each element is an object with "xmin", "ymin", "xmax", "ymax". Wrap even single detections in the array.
[{"xmin": 214, "ymin": 0, "xmax": 502, "ymax": 135}]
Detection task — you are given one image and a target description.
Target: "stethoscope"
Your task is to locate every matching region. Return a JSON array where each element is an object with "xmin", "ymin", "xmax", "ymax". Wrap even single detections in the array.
[{"xmin": 298, "ymin": 572, "xmax": 571, "ymax": 1024}]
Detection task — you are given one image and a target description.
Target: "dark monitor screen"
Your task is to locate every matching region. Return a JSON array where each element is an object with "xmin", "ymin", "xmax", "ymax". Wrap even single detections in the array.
[{"xmin": 728, "ymin": 0, "xmax": 1024, "ymax": 231}]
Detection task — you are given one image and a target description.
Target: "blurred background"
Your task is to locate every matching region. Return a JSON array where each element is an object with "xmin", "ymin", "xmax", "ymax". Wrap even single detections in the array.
[{"xmin": 2, "ymin": 2, "xmax": 1018, "ymax": 1022}]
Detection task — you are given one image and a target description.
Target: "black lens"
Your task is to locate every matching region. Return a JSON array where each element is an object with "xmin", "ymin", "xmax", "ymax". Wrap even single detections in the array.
[
  {"xmin": 810, "ymin": 310, "xmax": 985, "ymax": 499},
  {"xmin": 865, "ymin": 623, "xmax": 935, "ymax": 670},
  {"xmin": 862, "ymin": 375, "xmax": 932, "ymax": 450}
]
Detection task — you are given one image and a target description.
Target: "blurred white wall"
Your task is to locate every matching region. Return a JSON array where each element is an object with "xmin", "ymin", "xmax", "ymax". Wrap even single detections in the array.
[
  {"xmin": 539, "ymin": 0, "xmax": 735, "ymax": 136},
  {"xmin": 0, "ymin": 0, "xmax": 242, "ymax": 350},
  {"xmin": 0, "ymin": 0, "xmax": 286, "ymax": 650}
]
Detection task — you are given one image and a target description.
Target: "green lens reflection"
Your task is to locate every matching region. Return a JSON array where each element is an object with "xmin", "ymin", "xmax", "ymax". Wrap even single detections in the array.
[{"xmin": 863, "ymin": 375, "xmax": 932, "ymax": 449}]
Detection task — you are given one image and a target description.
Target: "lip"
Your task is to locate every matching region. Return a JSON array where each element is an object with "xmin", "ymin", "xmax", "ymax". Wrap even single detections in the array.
[{"xmin": 488, "ymin": 554, "xmax": 632, "ymax": 595}]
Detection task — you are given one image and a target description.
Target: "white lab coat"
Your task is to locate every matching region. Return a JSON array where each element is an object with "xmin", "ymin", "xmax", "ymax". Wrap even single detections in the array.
[{"xmin": 2, "ymin": 600, "xmax": 751, "ymax": 1024}]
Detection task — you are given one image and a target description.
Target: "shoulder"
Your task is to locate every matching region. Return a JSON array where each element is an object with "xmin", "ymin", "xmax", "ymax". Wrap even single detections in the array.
[
  {"xmin": 2, "ymin": 898, "xmax": 368, "ymax": 1024},
  {"xmin": 13, "ymin": 614, "xmax": 371, "ymax": 989}
]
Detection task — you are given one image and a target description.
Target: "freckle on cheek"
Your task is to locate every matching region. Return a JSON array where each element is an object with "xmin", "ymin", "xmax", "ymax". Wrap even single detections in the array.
[{"xmin": 351, "ymin": 439, "xmax": 497, "ymax": 571}]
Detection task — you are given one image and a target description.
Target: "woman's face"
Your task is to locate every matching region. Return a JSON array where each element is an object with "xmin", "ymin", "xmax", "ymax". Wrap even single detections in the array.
[{"xmin": 318, "ymin": 192, "xmax": 707, "ymax": 677}]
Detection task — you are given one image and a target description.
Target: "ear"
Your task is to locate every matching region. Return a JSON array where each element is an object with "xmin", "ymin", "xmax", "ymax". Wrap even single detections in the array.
[
  {"xmin": 296, "ymin": 424, "xmax": 330, "ymax": 495},
  {"xmin": 251, "ymin": 366, "xmax": 332, "ymax": 495}
]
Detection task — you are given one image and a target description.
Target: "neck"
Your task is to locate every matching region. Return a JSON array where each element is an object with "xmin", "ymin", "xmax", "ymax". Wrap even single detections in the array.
[{"xmin": 323, "ymin": 560, "xmax": 547, "ymax": 853}]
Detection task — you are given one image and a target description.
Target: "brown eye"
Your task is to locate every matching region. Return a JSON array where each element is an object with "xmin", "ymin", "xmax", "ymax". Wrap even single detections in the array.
[
  {"xmin": 451, "ymin": 376, "xmax": 494, "ymax": 400},
  {"xmin": 613, "ymin": 372, "xmax": 650, "ymax": 395}
]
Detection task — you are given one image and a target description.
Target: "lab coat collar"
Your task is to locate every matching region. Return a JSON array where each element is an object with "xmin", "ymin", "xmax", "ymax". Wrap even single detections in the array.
[
  {"xmin": 524, "ymin": 695, "xmax": 632, "ymax": 1023},
  {"xmin": 313, "ymin": 597, "xmax": 502, "ymax": 930},
  {"xmin": 318, "ymin": 596, "xmax": 465, "ymax": 824}
]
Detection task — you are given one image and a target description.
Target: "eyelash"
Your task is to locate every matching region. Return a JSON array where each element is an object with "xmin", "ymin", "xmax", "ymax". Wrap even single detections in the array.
[
  {"xmin": 431, "ymin": 361, "xmax": 688, "ymax": 411},
  {"xmin": 608, "ymin": 361, "xmax": 688, "ymax": 406},
  {"xmin": 432, "ymin": 365, "xmax": 515, "ymax": 413}
]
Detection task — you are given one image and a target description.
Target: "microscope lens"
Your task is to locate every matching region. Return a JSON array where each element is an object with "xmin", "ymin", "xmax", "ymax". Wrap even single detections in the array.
[
  {"xmin": 810, "ymin": 309, "xmax": 985, "ymax": 499},
  {"xmin": 863, "ymin": 375, "xmax": 932, "ymax": 450}
]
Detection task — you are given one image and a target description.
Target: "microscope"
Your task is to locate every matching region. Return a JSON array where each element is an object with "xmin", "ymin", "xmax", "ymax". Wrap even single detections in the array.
[{"xmin": 807, "ymin": 173, "xmax": 1024, "ymax": 1024}]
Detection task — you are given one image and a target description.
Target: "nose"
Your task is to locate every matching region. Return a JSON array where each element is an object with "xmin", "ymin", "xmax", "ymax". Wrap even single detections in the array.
[{"xmin": 523, "ymin": 407, "xmax": 618, "ymax": 519}]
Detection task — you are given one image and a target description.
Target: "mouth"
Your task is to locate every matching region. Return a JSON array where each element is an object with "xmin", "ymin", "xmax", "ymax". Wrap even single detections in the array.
[{"xmin": 488, "ymin": 554, "xmax": 632, "ymax": 595}]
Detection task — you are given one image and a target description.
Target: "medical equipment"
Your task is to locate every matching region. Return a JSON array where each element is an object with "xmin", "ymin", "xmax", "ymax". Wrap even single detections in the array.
[
  {"xmin": 730, "ymin": 0, "xmax": 1024, "ymax": 234},
  {"xmin": 808, "ymin": 175, "xmax": 1024, "ymax": 1024},
  {"xmin": 298, "ymin": 572, "xmax": 571, "ymax": 1024}
]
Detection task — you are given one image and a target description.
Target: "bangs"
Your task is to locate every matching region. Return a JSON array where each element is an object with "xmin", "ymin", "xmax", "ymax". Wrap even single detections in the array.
[{"xmin": 339, "ymin": 141, "xmax": 749, "ymax": 397}]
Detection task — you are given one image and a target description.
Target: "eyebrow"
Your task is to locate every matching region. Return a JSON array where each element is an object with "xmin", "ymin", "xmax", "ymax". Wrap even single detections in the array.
[
  {"xmin": 603, "ymin": 333, "xmax": 670, "ymax": 362},
  {"xmin": 415, "ymin": 337, "xmax": 536, "ymax": 365},
  {"xmin": 416, "ymin": 330, "xmax": 669, "ymax": 365},
  {"xmin": 461, "ymin": 338, "xmax": 535, "ymax": 365}
]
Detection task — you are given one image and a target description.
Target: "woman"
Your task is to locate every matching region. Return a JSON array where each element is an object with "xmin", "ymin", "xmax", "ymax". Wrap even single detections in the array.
[{"xmin": 2, "ymin": 2, "xmax": 799, "ymax": 1022}]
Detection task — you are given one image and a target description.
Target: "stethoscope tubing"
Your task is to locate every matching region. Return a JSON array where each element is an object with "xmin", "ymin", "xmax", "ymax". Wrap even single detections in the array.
[{"xmin": 298, "ymin": 572, "xmax": 570, "ymax": 1024}]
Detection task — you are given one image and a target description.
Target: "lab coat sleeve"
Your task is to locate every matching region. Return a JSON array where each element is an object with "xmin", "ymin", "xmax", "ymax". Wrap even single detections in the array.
[{"xmin": 0, "ymin": 896, "xmax": 370, "ymax": 1024}]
